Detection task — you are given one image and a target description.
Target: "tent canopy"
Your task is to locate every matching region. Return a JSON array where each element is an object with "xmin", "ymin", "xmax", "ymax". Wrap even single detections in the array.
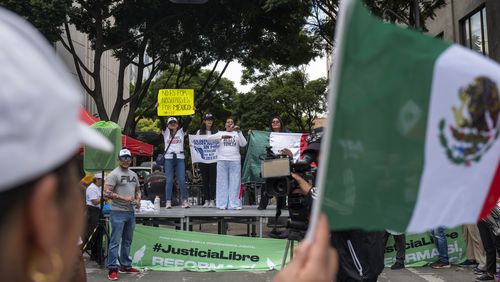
[{"xmin": 80, "ymin": 107, "xmax": 153, "ymax": 157}]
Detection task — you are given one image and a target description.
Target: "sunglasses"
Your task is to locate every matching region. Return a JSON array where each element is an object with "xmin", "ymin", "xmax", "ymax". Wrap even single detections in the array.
[
  {"xmin": 119, "ymin": 156, "xmax": 132, "ymax": 161},
  {"xmin": 272, "ymin": 120, "xmax": 281, "ymax": 124},
  {"xmin": 168, "ymin": 121, "xmax": 177, "ymax": 124}
]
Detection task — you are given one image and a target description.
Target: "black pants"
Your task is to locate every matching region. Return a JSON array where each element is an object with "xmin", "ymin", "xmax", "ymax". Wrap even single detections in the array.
[
  {"xmin": 331, "ymin": 230, "xmax": 386, "ymax": 282},
  {"xmin": 477, "ymin": 220, "xmax": 500, "ymax": 274},
  {"xmin": 384, "ymin": 232, "xmax": 406, "ymax": 264},
  {"xmin": 199, "ymin": 163, "xmax": 216, "ymax": 201},
  {"xmin": 85, "ymin": 205, "xmax": 101, "ymax": 260}
]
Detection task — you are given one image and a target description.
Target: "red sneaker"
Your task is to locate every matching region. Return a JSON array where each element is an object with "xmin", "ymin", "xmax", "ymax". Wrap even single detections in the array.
[
  {"xmin": 119, "ymin": 266, "xmax": 141, "ymax": 274},
  {"xmin": 107, "ymin": 269, "xmax": 119, "ymax": 280}
]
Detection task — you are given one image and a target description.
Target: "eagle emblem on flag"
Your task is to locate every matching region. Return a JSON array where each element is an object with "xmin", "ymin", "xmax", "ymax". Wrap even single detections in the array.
[{"xmin": 439, "ymin": 76, "xmax": 500, "ymax": 166}]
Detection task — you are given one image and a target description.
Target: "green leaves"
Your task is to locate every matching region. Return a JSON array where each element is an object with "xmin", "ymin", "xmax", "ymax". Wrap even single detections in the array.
[
  {"xmin": 0, "ymin": 0, "xmax": 71, "ymax": 42},
  {"xmin": 235, "ymin": 69, "xmax": 327, "ymax": 133}
]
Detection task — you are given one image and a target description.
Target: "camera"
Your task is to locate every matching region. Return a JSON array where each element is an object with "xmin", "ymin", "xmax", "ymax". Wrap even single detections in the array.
[
  {"xmin": 260, "ymin": 128, "xmax": 323, "ymax": 241},
  {"xmin": 261, "ymin": 146, "xmax": 316, "ymax": 197},
  {"xmin": 260, "ymin": 145, "xmax": 318, "ymax": 241}
]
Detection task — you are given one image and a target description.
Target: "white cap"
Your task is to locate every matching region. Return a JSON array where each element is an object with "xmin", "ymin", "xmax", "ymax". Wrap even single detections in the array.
[
  {"xmin": 93, "ymin": 173, "xmax": 104, "ymax": 179},
  {"xmin": 167, "ymin": 117, "xmax": 178, "ymax": 124},
  {"xmin": 0, "ymin": 8, "xmax": 113, "ymax": 191},
  {"xmin": 119, "ymin": 148, "xmax": 132, "ymax": 157}
]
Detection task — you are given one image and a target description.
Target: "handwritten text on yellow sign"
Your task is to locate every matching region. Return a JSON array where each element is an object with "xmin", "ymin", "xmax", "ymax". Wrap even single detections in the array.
[{"xmin": 157, "ymin": 89, "xmax": 195, "ymax": 116}]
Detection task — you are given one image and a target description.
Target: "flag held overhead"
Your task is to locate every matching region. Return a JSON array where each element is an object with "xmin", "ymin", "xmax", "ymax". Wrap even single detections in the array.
[{"xmin": 308, "ymin": 0, "xmax": 500, "ymax": 239}]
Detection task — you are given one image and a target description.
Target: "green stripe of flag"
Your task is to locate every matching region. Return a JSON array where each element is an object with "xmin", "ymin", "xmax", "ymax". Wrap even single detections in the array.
[
  {"xmin": 321, "ymin": 0, "xmax": 450, "ymax": 231},
  {"xmin": 242, "ymin": 130, "xmax": 270, "ymax": 184}
]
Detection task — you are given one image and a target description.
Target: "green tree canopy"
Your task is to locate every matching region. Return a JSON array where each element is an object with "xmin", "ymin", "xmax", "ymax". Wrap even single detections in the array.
[
  {"xmin": 235, "ymin": 69, "xmax": 327, "ymax": 133},
  {"xmin": 0, "ymin": 0, "xmax": 71, "ymax": 42}
]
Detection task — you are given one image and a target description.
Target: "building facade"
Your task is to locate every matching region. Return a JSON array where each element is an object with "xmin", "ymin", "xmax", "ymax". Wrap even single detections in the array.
[
  {"xmin": 426, "ymin": 0, "xmax": 500, "ymax": 63},
  {"xmin": 56, "ymin": 24, "xmax": 130, "ymax": 127}
]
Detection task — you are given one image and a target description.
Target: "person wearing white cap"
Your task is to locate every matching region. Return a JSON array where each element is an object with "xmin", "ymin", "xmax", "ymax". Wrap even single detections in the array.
[
  {"xmin": 160, "ymin": 116, "xmax": 193, "ymax": 208},
  {"xmin": 84, "ymin": 172, "xmax": 105, "ymax": 261},
  {"xmin": 103, "ymin": 148, "xmax": 141, "ymax": 279},
  {"xmin": 0, "ymin": 7, "xmax": 112, "ymax": 282}
]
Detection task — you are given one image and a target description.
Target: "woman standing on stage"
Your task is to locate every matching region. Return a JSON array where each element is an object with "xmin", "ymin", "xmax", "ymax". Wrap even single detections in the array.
[
  {"xmin": 196, "ymin": 113, "xmax": 218, "ymax": 208},
  {"xmin": 208, "ymin": 117, "xmax": 247, "ymax": 210},
  {"xmin": 258, "ymin": 116, "xmax": 290, "ymax": 210},
  {"xmin": 161, "ymin": 116, "xmax": 192, "ymax": 208}
]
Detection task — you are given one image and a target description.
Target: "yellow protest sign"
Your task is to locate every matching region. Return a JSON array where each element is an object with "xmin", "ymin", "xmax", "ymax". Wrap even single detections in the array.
[{"xmin": 157, "ymin": 89, "xmax": 195, "ymax": 116}]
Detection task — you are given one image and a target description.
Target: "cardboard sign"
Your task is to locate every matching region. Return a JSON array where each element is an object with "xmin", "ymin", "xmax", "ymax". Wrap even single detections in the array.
[{"xmin": 157, "ymin": 89, "xmax": 195, "ymax": 116}]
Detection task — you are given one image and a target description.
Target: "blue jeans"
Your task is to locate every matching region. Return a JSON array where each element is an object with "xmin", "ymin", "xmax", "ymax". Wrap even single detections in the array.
[
  {"xmin": 431, "ymin": 227, "xmax": 449, "ymax": 263},
  {"xmin": 107, "ymin": 211, "xmax": 135, "ymax": 269},
  {"xmin": 216, "ymin": 160, "xmax": 241, "ymax": 209},
  {"xmin": 164, "ymin": 158, "xmax": 188, "ymax": 201}
]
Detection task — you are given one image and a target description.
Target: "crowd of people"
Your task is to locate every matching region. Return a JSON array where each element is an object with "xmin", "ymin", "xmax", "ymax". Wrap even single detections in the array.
[
  {"xmin": 3, "ymin": 5, "xmax": 500, "ymax": 282},
  {"xmin": 154, "ymin": 114, "xmax": 251, "ymax": 210}
]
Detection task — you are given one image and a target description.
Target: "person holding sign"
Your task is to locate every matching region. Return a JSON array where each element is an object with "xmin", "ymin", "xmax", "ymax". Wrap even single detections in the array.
[
  {"xmin": 160, "ymin": 116, "xmax": 192, "ymax": 208},
  {"xmin": 207, "ymin": 117, "xmax": 247, "ymax": 210},
  {"xmin": 196, "ymin": 113, "xmax": 218, "ymax": 208}
]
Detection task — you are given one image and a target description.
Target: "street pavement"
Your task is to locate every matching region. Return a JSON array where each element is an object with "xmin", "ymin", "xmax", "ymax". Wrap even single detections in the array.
[{"xmin": 86, "ymin": 259, "xmax": 480, "ymax": 282}]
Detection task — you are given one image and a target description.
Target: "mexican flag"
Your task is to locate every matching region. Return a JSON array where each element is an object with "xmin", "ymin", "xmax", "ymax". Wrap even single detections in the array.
[
  {"xmin": 310, "ymin": 0, "xmax": 500, "ymax": 235},
  {"xmin": 242, "ymin": 130, "xmax": 309, "ymax": 184}
]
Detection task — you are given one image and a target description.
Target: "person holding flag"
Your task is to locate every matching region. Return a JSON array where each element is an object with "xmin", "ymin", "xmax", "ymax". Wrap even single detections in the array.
[
  {"xmin": 278, "ymin": 0, "xmax": 500, "ymax": 280},
  {"xmin": 258, "ymin": 116, "xmax": 291, "ymax": 210}
]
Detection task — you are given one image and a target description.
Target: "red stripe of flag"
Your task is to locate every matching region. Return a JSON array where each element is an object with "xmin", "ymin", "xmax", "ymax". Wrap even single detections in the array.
[
  {"xmin": 299, "ymin": 133, "xmax": 309, "ymax": 158},
  {"xmin": 479, "ymin": 161, "xmax": 500, "ymax": 219}
]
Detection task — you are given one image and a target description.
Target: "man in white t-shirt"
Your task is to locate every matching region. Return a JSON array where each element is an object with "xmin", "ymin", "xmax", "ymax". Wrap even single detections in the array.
[{"xmin": 85, "ymin": 172, "xmax": 104, "ymax": 261}]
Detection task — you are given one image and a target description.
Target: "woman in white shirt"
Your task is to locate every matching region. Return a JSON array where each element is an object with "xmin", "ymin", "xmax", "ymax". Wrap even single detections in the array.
[
  {"xmin": 196, "ymin": 113, "xmax": 218, "ymax": 208},
  {"xmin": 208, "ymin": 117, "xmax": 247, "ymax": 210},
  {"xmin": 161, "ymin": 116, "xmax": 192, "ymax": 208}
]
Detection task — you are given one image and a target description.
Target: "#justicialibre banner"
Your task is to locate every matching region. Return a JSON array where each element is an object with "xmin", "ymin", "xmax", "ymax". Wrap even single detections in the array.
[
  {"xmin": 128, "ymin": 225, "xmax": 465, "ymax": 271},
  {"xmin": 129, "ymin": 225, "xmax": 286, "ymax": 271},
  {"xmin": 384, "ymin": 227, "xmax": 466, "ymax": 267}
]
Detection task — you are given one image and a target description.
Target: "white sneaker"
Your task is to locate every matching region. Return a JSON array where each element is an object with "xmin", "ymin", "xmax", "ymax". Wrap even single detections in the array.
[
  {"xmin": 202, "ymin": 200, "xmax": 209, "ymax": 208},
  {"xmin": 182, "ymin": 200, "xmax": 190, "ymax": 209},
  {"xmin": 166, "ymin": 201, "xmax": 172, "ymax": 209},
  {"xmin": 209, "ymin": 200, "xmax": 216, "ymax": 208}
]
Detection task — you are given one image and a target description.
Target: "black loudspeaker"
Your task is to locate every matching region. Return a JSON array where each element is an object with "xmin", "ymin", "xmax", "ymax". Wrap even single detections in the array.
[{"xmin": 83, "ymin": 121, "xmax": 122, "ymax": 171}]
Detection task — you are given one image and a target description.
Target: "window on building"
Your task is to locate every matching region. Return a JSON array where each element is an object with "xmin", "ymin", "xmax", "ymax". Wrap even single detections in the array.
[{"xmin": 461, "ymin": 7, "xmax": 488, "ymax": 55}]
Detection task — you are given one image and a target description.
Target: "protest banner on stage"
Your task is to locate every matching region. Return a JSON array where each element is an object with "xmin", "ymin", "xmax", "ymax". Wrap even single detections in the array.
[
  {"xmin": 129, "ymin": 225, "xmax": 286, "ymax": 271},
  {"xmin": 384, "ymin": 227, "xmax": 466, "ymax": 267},
  {"xmin": 157, "ymin": 89, "xmax": 195, "ymax": 116},
  {"xmin": 189, "ymin": 135, "xmax": 219, "ymax": 164}
]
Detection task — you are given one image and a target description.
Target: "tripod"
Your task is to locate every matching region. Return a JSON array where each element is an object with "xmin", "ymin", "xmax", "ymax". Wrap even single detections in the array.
[
  {"xmin": 280, "ymin": 228, "xmax": 306, "ymax": 269},
  {"xmin": 82, "ymin": 171, "xmax": 112, "ymax": 266}
]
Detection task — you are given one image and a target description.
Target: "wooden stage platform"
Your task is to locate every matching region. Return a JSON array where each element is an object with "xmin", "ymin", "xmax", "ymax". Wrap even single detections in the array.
[{"xmin": 134, "ymin": 205, "xmax": 289, "ymax": 238}]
